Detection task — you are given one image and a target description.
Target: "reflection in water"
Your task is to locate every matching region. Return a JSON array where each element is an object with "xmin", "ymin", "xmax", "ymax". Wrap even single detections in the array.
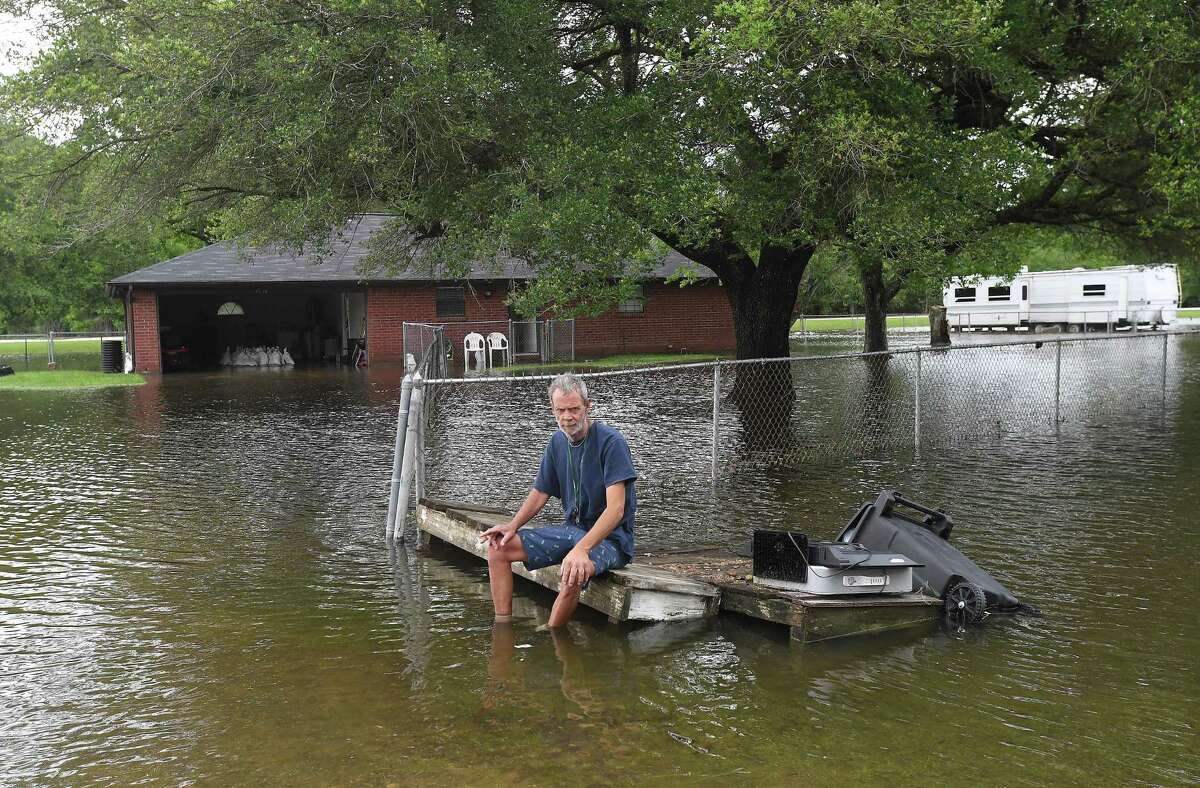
[
  {"xmin": 0, "ymin": 336, "xmax": 1197, "ymax": 784},
  {"xmin": 484, "ymin": 622, "xmax": 522, "ymax": 710},
  {"xmin": 728, "ymin": 360, "xmax": 797, "ymax": 451}
]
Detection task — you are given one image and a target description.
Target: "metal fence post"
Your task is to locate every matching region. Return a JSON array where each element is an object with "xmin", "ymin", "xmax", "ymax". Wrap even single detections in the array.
[
  {"xmin": 47, "ymin": 331, "xmax": 55, "ymax": 369},
  {"xmin": 1054, "ymin": 340, "xmax": 1062, "ymax": 431},
  {"xmin": 711, "ymin": 362, "xmax": 721, "ymax": 481},
  {"xmin": 395, "ymin": 374, "xmax": 425, "ymax": 539},
  {"xmin": 1161, "ymin": 332, "xmax": 1168, "ymax": 416},
  {"xmin": 415, "ymin": 387, "xmax": 427, "ymax": 504},
  {"xmin": 914, "ymin": 349, "xmax": 922, "ymax": 451},
  {"xmin": 385, "ymin": 373, "xmax": 415, "ymax": 540}
]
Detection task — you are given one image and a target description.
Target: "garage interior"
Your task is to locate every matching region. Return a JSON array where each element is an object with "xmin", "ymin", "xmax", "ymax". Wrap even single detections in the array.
[{"xmin": 156, "ymin": 289, "xmax": 367, "ymax": 371}]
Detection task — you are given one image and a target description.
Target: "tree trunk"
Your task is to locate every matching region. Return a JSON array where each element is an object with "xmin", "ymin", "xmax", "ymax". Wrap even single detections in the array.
[
  {"xmin": 715, "ymin": 249, "xmax": 811, "ymax": 450},
  {"xmin": 861, "ymin": 255, "xmax": 889, "ymax": 353},
  {"xmin": 929, "ymin": 305, "xmax": 951, "ymax": 346},
  {"xmin": 652, "ymin": 231, "xmax": 813, "ymax": 451},
  {"xmin": 721, "ymin": 248, "xmax": 811, "ymax": 360}
]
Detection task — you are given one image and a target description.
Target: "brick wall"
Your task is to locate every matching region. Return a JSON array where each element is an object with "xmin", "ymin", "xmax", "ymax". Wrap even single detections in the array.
[
  {"xmin": 366, "ymin": 280, "xmax": 735, "ymax": 364},
  {"xmin": 574, "ymin": 281, "xmax": 735, "ymax": 356},
  {"xmin": 368, "ymin": 282, "xmax": 514, "ymax": 363},
  {"xmin": 130, "ymin": 289, "xmax": 161, "ymax": 373},
  {"xmin": 367, "ymin": 287, "xmax": 423, "ymax": 363}
]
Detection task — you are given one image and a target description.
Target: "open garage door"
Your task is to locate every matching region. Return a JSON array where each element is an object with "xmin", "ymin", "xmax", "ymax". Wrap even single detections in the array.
[{"xmin": 156, "ymin": 288, "xmax": 362, "ymax": 371}]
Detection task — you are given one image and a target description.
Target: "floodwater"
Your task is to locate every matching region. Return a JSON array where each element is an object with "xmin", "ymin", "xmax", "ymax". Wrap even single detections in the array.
[{"xmin": 1, "ymin": 334, "xmax": 1197, "ymax": 785}]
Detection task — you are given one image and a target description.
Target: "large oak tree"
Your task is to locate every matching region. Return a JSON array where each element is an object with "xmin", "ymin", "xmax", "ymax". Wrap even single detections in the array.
[{"xmin": 3, "ymin": 0, "xmax": 1197, "ymax": 355}]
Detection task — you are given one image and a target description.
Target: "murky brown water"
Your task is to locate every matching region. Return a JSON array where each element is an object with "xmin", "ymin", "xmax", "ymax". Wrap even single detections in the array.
[{"xmin": 1, "ymin": 335, "xmax": 1197, "ymax": 785}]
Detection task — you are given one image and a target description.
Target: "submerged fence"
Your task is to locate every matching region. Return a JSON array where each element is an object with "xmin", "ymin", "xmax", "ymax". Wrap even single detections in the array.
[{"xmin": 384, "ymin": 330, "xmax": 1186, "ymax": 540}]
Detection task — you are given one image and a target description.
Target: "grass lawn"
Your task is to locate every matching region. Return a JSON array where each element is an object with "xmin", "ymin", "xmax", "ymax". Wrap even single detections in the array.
[
  {"xmin": 791, "ymin": 314, "xmax": 929, "ymax": 332},
  {"xmin": 1180, "ymin": 308, "xmax": 1200, "ymax": 318},
  {"xmin": 0, "ymin": 370, "xmax": 146, "ymax": 390},
  {"xmin": 502, "ymin": 352, "xmax": 728, "ymax": 373}
]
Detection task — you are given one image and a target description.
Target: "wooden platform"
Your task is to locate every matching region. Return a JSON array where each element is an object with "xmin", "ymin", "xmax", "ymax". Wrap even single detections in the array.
[
  {"xmin": 416, "ymin": 501, "xmax": 720, "ymax": 622},
  {"xmin": 641, "ymin": 549, "xmax": 943, "ymax": 643},
  {"xmin": 416, "ymin": 501, "xmax": 942, "ymax": 642}
]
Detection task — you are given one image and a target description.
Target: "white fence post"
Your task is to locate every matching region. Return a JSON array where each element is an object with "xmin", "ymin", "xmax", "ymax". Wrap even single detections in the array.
[
  {"xmin": 385, "ymin": 373, "xmax": 415, "ymax": 540},
  {"xmin": 394, "ymin": 374, "xmax": 425, "ymax": 539}
]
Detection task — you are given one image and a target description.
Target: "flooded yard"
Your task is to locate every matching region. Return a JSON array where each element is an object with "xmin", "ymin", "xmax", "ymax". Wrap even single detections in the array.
[{"xmin": 0, "ymin": 335, "xmax": 1197, "ymax": 785}]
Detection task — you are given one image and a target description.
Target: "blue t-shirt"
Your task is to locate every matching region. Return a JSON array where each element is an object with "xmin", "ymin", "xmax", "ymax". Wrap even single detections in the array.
[{"xmin": 532, "ymin": 421, "xmax": 637, "ymax": 562}]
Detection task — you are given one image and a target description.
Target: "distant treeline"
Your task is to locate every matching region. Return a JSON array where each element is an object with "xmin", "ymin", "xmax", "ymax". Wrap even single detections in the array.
[{"xmin": 0, "ymin": 134, "xmax": 201, "ymax": 334}]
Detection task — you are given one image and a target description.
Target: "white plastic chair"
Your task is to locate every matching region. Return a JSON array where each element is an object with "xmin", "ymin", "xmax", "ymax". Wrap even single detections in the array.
[
  {"xmin": 486, "ymin": 331, "xmax": 510, "ymax": 367},
  {"xmin": 464, "ymin": 332, "xmax": 486, "ymax": 372}
]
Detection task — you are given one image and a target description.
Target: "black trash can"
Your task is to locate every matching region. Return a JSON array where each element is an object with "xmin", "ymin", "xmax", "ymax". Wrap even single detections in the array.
[{"xmin": 100, "ymin": 338, "xmax": 124, "ymax": 373}]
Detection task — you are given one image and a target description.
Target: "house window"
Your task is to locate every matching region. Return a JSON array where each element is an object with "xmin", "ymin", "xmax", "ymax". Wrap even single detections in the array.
[
  {"xmin": 1082, "ymin": 284, "xmax": 1106, "ymax": 297},
  {"xmin": 618, "ymin": 285, "xmax": 645, "ymax": 314},
  {"xmin": 953, "ymin": 287, "xmax": 977, "ymax": 303},
  {"xmin": 436, "ymin": 286, "xmax": 466, "ymax": 317},
  {"xmin": 987, "ymin": 286, "xmax": 1011, "ymax": 302}
]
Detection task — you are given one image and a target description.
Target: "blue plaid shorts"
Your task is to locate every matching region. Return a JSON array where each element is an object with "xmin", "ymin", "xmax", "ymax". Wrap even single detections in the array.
[{"xmin": 517, "ymin": 525, "xmax": 628, "ymax": 578}]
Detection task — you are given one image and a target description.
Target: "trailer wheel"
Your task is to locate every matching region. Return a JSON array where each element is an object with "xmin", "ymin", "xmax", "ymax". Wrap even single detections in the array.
[{"xmin": 944, "ymin": 580, "xmax": 988, "ymax": 625}]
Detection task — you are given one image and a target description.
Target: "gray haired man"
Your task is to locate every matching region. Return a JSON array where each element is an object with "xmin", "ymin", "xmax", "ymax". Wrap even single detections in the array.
[{"xmin": 479, "ymin": 374, "xmax": 638, "ymax": 627}]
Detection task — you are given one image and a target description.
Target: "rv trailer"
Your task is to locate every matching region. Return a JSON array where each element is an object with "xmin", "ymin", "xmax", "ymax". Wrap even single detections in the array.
[{"xmin": 943, "ymin": 264, "xmax": 1180, "ymax": 332}]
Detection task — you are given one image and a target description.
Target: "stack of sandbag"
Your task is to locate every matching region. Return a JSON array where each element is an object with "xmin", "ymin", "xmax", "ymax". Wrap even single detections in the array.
[{"xmin": 220, "ymin": 346, "xmax": 296, "ymax": 367}]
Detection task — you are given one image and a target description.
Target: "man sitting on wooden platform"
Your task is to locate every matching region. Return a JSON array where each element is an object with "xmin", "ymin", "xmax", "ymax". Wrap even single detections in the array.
[{"xmin": 479, "ymin": 373, "xmax": 638, "ymax": 628}]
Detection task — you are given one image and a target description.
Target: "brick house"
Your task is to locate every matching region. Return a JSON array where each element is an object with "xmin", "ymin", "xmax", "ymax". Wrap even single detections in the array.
[{"xmin": 107, "ymin": 214, "xmax": 735, "ymax": 373}]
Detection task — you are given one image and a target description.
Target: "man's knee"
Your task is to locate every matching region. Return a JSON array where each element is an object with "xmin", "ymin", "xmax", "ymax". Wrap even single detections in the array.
[
  {"xmin": 557, "ymin": 582, "xmax": 581, "ymax": 600},
  {"xmin": 487, "ymin": 541, "xmax": 523, "ymax": 566}
]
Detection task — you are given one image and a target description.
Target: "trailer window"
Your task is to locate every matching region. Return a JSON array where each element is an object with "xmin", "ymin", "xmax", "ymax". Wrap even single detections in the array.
[
  {"xmin": 953, "ymin": 287, "xmax": 976, "ymax": 303},
  {"xmin": 1082, "ymin": 284, "xmax": 1106, "ymax": 297},
  {"xmin": 1022, "ymin": 285, "xmax": 1028, "ymax": 300},
  {"xmin": 436, "ymin": 286, "xmax": 466, "ymax": 317},
  {"xmin": 987, "ymin": 286, "xmax": 1011, "ymax": 302}
]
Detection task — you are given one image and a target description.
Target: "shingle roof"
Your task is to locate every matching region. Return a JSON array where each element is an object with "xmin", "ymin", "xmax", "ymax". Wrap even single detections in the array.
[{"xmin": 109, "ymin": 213, "xmax": 713, "ymax": 288}]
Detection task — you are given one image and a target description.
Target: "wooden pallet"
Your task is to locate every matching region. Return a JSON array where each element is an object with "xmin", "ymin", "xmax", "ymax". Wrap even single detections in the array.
[
  {"xmin": 417, "ymin": 501, "xmax": 942, "ymax": 642},
  {"xmin": 640, "ymin": 549, "xmax": 943, "ymax": 643},
  {"xmin": 416, "ymin": 501, "xmax": 721, "ymax": 622}
]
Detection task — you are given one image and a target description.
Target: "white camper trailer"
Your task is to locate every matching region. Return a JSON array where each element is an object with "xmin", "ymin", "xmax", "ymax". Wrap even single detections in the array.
[{"xmin": 943, "ymin": 264, "xmax": 1180, "ymax": 332}]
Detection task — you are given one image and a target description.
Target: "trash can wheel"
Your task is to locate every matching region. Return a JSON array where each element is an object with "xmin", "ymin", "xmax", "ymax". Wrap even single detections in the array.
[{"xmin": 944, "ymin": 580, "xmax": 988, "ymax": 625}]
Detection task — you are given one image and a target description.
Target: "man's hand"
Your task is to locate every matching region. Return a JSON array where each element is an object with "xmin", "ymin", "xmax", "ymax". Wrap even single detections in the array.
[
  {"xmin": 560, "ymin": 546, "xmax": 595, "ymax": 589},
  {"xmin": 479, "ymin": 521, "xmax": 518, "ymax": 550}
]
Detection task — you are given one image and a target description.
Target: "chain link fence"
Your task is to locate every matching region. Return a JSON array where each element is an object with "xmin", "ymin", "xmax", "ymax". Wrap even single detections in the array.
[
  {"xmin": 543, "ymin": 318, "xmax": 575, "ymax": 362},
  {"xmin": 0, "ymin": 332, "xmax": 128, "ymax": 372},
  {"xmin": 413, "ymin": 332, "xmax": 1183, "ymax": 514},
  {"xmin": 403, "ymin": 319, "xmax": 575, "ymax": 376},
  {"xmin": 402, "ymin": 323, "xmax": 447, "ymax": 378}
]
